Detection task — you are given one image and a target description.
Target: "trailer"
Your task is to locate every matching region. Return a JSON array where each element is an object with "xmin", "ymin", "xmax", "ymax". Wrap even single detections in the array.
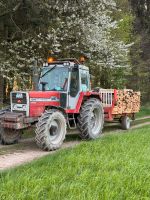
[{"xmin": 98, "ymin": 88, "xmax": 140, "ymax": 129}]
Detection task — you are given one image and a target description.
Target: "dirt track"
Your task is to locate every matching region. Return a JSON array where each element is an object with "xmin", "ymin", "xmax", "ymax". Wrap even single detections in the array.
[
  {"xmin": 0, "ymin": 140, "xmax": 79, "ymax": 170},
  {"xmin": 0, "ymin": 118, "xmax": 150, "ymax": 171}
]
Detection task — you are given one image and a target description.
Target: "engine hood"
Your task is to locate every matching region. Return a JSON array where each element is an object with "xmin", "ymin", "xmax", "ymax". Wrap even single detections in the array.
[
  {"xmin": 28, "ymin": 91, "xmax": 60, "ymax": 102},
  {"xmin": 10, "ymin": 91, "xmax": 62, "ymax": 117},
  {"xmin": 28, "ymin": 91, "xmax": 61, "ymax": 117}
]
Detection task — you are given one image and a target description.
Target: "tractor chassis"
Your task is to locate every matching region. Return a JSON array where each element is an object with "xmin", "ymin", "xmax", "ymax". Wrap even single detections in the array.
[{"xmin": 0, "ymin": 111, "xmax": 79, "ymax": 132}]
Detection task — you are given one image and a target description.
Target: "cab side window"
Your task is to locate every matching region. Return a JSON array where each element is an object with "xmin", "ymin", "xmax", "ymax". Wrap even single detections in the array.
[
  {"xmin": 70, "ymin": 68, "xmax": 79, "ymax": 97},
  {"xmin": 81, "ymin": 71, "xmax": 89, "ymax": 91}
]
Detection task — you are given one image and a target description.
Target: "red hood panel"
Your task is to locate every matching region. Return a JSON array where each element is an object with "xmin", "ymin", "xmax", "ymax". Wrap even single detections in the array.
[
  {"xmin": 28, "ymin": 91, "xmax": 60, "ymax": 117},
  {"xmin": 29, "ymin": 91, "xmax": 60, "ymax": 98}
]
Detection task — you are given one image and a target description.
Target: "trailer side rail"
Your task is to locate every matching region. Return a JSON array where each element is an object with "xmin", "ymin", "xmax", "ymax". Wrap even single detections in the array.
[{"xmin": 99, "ymin": 89, "xmax": 115, "ymax": 107}]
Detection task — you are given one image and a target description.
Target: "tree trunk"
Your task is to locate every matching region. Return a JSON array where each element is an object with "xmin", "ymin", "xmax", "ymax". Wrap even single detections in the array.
[{"xmin": 0, "ymin": 75, "xmax": 4, "ymax": 105}]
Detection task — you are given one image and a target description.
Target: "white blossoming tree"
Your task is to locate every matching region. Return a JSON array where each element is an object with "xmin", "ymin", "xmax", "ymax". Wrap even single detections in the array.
[{"xmin": 0, "ymin": 0, "xmax": 131, "ymax": 88}]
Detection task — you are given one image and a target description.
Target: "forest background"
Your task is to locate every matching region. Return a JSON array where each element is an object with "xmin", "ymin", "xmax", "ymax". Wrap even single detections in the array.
[{"xmin": 0, "ymin": 0, "xmax": 149, "ymax": 104}]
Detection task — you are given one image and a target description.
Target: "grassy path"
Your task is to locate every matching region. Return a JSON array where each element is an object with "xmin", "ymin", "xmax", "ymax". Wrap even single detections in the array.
[
  {"xmin": 0, "ymin": 125, "xmax": 150, "ymax": 200},
  {"xmin": 0, "ymin": 116, "xmax": 149, "ymax": 171}
]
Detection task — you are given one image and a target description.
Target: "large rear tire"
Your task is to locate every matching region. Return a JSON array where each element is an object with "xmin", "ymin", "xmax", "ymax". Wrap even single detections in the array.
[
  {"xmin": 77, "ymin": 98, "xmax": 104, "ymax": 139},
  {"xmin": 35, "ymin": 109, "xmax": 66, "ymax": 151},
  {"xmin": 0, "ymin": 128, "xmax": 21, "ymax": 145}
]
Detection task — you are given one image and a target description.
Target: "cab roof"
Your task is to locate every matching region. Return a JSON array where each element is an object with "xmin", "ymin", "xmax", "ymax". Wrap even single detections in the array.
[{"xmin": 43, "ymin": 58, "xmax": 89, "ymax": 71}]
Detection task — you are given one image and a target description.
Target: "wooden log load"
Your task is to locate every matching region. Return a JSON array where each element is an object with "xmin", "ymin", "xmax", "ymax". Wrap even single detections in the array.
[{"xmin": 112, "ymin": 89, "xmax": 141, "ymax": 115}]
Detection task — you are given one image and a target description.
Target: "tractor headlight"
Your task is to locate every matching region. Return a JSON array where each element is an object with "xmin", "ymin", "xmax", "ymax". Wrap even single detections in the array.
[{"xmin": 63, "ymin": 62, "xmax": 70, "ymax": 66}]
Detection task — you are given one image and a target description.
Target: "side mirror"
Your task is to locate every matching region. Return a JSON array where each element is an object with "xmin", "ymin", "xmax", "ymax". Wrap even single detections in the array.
[{"xmin": 40, "ymin": 82, "xmax": 48, "ymax": 91}]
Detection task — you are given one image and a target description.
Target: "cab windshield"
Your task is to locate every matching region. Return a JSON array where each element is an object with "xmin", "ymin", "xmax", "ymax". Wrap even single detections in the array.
[{"xmin": 39, "ymin": 66, "xmax": 69, "ymax": 91}]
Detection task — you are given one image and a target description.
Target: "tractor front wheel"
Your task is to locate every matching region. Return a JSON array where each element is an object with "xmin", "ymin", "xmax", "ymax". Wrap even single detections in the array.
[
  {"xmin": 77, "ymin": 98, "xmax": 104, "ymax": 139},
  {"xmin": 0, "ymin": 128, "xmax": 21, "ymax": 145},
  {"xmin": 35, "ymin": 109, "xmax": 66, "ymax": 151}
]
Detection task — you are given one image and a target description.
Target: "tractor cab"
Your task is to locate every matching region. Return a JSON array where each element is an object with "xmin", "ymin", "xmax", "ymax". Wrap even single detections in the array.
[{"xmin": 39, "ymin": 58, "xmax": 91, "ymax": 109}]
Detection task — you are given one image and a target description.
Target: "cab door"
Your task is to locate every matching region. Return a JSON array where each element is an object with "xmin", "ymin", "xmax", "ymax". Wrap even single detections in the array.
[{"xmin": 67, "ymin": 68, "xmax": 80, "ymax": 110}]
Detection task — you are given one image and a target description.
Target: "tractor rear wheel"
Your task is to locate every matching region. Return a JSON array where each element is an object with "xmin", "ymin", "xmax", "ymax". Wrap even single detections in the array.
[
  {"xmin": 0, "ymin": 128, "xmax": 21, "ymax": 145},
  {"xmin": 77, "ymin": 98, "xmax": 104, "ymax": 139},
  {"xmin": 35, "ymin": 109, "xmax": 66, "ymax": 151}
]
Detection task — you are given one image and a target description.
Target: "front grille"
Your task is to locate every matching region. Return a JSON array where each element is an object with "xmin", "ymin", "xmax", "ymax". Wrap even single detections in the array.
[
  {"xmin": 11, "ymin": 92, "xmax": 29, "ymax": 117},
  {"xmin": 12, "ymin": 93, "xmax": 27, "ymax": 104}
]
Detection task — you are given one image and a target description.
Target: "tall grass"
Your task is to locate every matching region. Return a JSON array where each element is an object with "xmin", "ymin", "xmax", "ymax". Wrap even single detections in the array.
[{"xmin": 0, "ymin": 126, "xmax": 150, "ymax": 200}]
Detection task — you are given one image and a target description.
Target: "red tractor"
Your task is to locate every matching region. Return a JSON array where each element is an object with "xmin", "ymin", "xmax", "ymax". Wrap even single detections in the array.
[
  {"xmin": 0, "ymin": 58, "xmax": 140, "ymax": 150},
  {"xmin": 0, "ymin": 58, "xmax": 104, "ymax": 150}
]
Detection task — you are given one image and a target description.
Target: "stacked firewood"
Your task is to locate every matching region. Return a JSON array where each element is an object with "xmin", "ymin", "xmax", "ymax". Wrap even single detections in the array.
[{"xmin": 112, "ymin": 89, "xmax": 140, "ymax": 114}]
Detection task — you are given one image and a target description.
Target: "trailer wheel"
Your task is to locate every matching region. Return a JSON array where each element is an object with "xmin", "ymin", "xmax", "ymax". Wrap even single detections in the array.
[
  {"xmin": 121, "ymin": 116, "xmax": 131, "ymax": 130},
  {"xmin": 0, "ymin": 128, "xmax": 21, "ymax": 145},
  {"xmin": 77, "ymin": 98, "xmax": 104, "ymax": 139},
  {"xmin": 35, "ymin": 109, "xmax": 66, "ymax": 151}
]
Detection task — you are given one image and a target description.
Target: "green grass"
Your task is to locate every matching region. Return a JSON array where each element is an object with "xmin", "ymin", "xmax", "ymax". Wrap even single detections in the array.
[
  {"xmin": 1, "ymin": 126, "xmax": 150, "ymax": 199},
  {"xmin": 136, "ymin": 104, "xmax": 150, "ymax": 118}
]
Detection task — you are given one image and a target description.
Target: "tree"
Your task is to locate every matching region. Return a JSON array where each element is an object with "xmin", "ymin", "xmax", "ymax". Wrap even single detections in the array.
[
  {"xmin": 0, "ymin": 0, "xmax": 131, "ymax": 90},
  {"xmin": 129, "ymin": 0, "xmax": 150, "ymax": 103}
]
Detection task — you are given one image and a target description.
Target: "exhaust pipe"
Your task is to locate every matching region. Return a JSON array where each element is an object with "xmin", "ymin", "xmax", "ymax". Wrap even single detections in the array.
[{"xmin": 32, "ymin": 60, "xmax": 39, "ymax": 91}]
